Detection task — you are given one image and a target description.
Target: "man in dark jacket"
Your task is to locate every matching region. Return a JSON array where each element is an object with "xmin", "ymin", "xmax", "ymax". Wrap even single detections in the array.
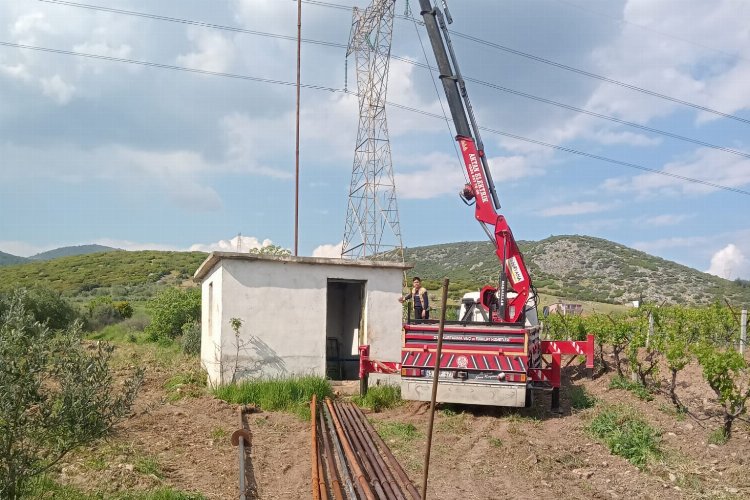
[{"xmin": 398, "ymin": 277, "xmax": 429, "ymax": 321}]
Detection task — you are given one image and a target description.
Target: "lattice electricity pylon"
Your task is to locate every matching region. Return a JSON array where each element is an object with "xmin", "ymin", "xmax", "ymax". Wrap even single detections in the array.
[{"xmin": 341, "ymin": 0, "xmax": 404, "ymax": 262}]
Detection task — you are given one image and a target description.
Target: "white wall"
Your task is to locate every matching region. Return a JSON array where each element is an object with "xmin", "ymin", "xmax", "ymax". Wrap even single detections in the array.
[
  {"xmin": 199, "ymin": 257, "xmax": 405, "ymax": 386},
  {"xmin": 200, "ymin": 264, "xmax": 223, "ymax": 385}
]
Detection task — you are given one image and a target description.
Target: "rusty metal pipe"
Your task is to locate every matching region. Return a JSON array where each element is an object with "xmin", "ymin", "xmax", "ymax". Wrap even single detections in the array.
[
  {"xmin": 342, "ymin": 402, "xmax": 405, "ymax": 500},
  {"xmin": 318, "ymin": 442, "xmax": 329, "ymax": 500},
  {"xmin": 319, "ymin": 410, "xmax": 344, "ymax": 500},
  {"xmin": 333, "ymin": 401, "xmax": 387, "ymax": 499},
  {"xmin": 311, "ymin": 395, "xmax": 321, "ymax": 500},
  {"xmin": 323, "ymin": 403, "xmax": 358, "ymax": 500},
  {"xmin": 339, "ymin": 402, "xmax": 396, "ymax": 500},
  {"xmin": 351, "ymin": 404, "xmax": 421, "ymax": 500},
  {"xmin": 325, "ymin": 398, "xmax": 376, "ymax": 500},
  {"xmin": 348, "ymin": 401, "xmax": 412, "ymax": 500}
]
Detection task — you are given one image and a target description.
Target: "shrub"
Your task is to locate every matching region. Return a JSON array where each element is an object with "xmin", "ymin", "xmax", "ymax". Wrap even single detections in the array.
[
  {"xmin": 0, "ymin": 287, "xmax": 78, "ymax": 330},
  {"xmin": 84, "ymin": 297, "xmax": 134, "ymax": 331},
  {"xmin": 145, "ymin": 287, "xmax": 201, "ymax": 342},
  {"xmin": 113, "ymin": 300, "xmax": 134, "ymax": 319},
  {"xmin": 180, "ymin": 320, "xmax": 201, "ymax": 356},
  {"xmin": 0, "ymin": 292, "xmax": 143, "ymax": 499}
]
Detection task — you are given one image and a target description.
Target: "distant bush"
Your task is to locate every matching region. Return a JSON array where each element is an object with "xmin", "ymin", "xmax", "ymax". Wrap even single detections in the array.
[
  {"xmin": 84, "ymin": 296, "xmax": 134, "ymax": 331},
  {"xmin": 145, "ymin": 287, "xmax": 201, "ymax": 342}
]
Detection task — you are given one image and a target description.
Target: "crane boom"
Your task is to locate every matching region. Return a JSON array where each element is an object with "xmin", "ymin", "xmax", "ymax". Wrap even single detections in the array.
[{"xmin": 418, "ymin": 0, "xmax": 532, "ymax": 323}]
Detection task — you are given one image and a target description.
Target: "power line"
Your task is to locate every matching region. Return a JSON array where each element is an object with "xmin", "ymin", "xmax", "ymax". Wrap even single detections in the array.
[
  {"xmin": 395, "ymin": 56, "xmax": 750, "ymax": 161},
  {"xmin": 37, "ymin": 0, "xmax": 347, "ymax": 48},
  {"xmin": 39, "ymin": 0, "xmax": 750, "ymax": 160},
  {"xmin": 2, "ymin": 40, "xmax": 748, "ymax": 198},
  {"xmin": 299, "ymin": 0, "xmax": 750, "ymax": 126},
  {"xmin": 444, "ymin": 30, "xmax": 750, "ymax": 127},
  {"xmin": 386, "ymin": 101, "xmax": 750, "ymax": 197},
  {"xmin": 0, "ymin": 41, "xmax": 342, "ymax": 92}
]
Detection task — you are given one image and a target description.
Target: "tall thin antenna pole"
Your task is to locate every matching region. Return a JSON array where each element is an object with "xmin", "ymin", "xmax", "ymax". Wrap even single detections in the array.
[{"xmin": 294, "ymin": 0, "xmax": 302, "ymax": 256}]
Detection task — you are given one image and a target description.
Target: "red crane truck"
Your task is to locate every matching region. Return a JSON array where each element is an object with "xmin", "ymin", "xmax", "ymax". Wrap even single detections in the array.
[{"xmin": 360, "ymin": 0, "xmax": 594, "ymax": 411}]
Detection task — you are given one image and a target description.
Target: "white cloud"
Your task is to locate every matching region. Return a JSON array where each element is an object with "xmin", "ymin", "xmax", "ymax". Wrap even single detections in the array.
[
  {"xmin": 643, "ymin": 214, "xmax": 688, "ymax": 226},
  {"xmin": 394, "ymin": 159, "xmax": 464, "ymax": 200},
  {"xmin": 40, "ymin": 74, "xmax": 74, "ymax": 104},
  {"xmin": 540, "ymin": 201, "xmax": 613, "ymax": 217},
  {"xmin": 189, "ymin": 235, "xmax": 275, "ymax": 253},
  {"xmin": 603, "ymin": 147, "xmax": 750, "ymax": 197},
  {"xmin": 632, "ymin": 236, "xmax": 708, "ymax": 253},
  {"xmin": 176, "ymin": 30, "xmax": 236, "ymax": 73},
  {"xmin": 0, "ymin": 62, "xmax": 31, "ymax": 82},
  {"xmin": 91, "ymin": 239, "xmax": 178, "ymax": 252},
  {"xmin": 0, "ymin": 241, "xmax": 49, "ymax": 258},
  {"xmin": 393, "ymin": 151, "xmax": 542, "ymax": 200},
  {"xmin": 11, "ymin": 12, "xmax": 53, "ymax": 44},
  {"xmin": 72, "ymin": 41, "xmax": 131, "ymax": 59},
  {"xmin": 706, "ymin": 244, "xmax": 747, "ymax": 280},
  {"xmin": 312, "ymin": 242, "xmax": 343, "ymax": 258}
]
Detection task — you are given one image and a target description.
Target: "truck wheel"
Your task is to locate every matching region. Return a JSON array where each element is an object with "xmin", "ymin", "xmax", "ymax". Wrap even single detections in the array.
[{"xmin": 524, "ymin": 388, "xmax": 533, "ymax": 408}]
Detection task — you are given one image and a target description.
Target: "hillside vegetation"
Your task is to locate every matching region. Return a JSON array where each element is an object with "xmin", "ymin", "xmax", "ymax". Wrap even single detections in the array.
[
  {"xmin": 0, "ymin": 251, "xmax": 27, "ymax": 267},
  {"xmin": 406, "ymin": 235, "xmax": 750, "ymax": 307},
  {"xmin": 0, "ymin": 236, "xmax": 748, "ymax": 307},
  {"xmin": 0, "ymin": 251, "xmax": 207, "ymax": 299},
  {"xmin": 29, "ymin": 244, "xmax": 118, "ymax": 261}
]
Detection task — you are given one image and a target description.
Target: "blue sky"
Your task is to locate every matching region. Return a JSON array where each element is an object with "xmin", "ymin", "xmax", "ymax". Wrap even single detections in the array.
[{"xmin": 0, "ymin": 0, "xmax": 748, "ymax": 280}]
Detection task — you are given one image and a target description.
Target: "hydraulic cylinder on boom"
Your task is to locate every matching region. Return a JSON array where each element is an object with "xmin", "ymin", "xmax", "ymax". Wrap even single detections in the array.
[{"xmin": 418, "ymin": 0, "xmax": 532, "ymax": 324}]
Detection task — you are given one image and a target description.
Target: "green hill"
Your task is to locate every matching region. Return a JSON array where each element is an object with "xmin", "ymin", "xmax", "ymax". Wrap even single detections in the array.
[
  {"xmin": 405, "ymin": 235, "xmax": 750, "ymax": 307},
  {"xmin": 29, "ymin": 244, "xmax": 119, "ymax": 261},
  {"xmin": 0, "ymin": 251, "xmax": 27, "ymax": 267},
  {"xmin": 0, "ymin": 236, "xmax": 747, "ymax": 307},
  {"xmin": 0, "ymin": 250, "xmax": 207, "ymax": 299}
]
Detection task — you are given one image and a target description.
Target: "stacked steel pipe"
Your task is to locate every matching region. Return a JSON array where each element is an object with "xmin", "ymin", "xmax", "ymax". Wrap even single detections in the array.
[{"xmin": 311, "ymin": 398, "xmax": 420, "ymax": 500}]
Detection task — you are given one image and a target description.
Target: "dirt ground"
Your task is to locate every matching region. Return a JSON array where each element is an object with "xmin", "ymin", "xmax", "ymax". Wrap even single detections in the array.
[{"xmin": 57, "ymin": 354, "xmax": 749, "ymax": 500}]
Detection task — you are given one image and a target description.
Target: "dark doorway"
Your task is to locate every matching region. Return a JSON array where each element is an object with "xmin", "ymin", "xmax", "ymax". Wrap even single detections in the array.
[{"xmin": 326, "ymin": 279, "xmax": 365, "ymax": 380}]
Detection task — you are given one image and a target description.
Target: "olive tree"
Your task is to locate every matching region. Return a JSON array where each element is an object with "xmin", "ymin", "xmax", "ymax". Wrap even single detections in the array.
[{"xmin": 0, "ymin": 293, "xmax": 143, "ymax": 499}]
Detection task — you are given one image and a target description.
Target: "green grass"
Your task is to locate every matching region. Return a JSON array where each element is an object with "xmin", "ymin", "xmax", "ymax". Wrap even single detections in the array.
[
  {"xmin": 28, "ymin": 475, "xmax": 205, "ymax": 499},
  {"xmin": 569, "ymin": 385, "xmax": 597, "ymax": 410},
  {"xmin": 213, "ymin": 376, "xmax": 333, "ymax": 420},
  {"xmin": 488, "ymin": 437, "xmax": 503, "ymax": 448},
  {"xmin": 210, "ymin": 427, "xmax": 228, "ymax": 441},
  {"xmin": 164, "ymin": 369, "xmax": 207, "ymax": 402},
  {"xmin": 374, "ymin": 421, "xmax": 420, "ymax": 453},
  {"xmin": 352, "ymin": 385, "xmax": 402, "ymax": 412},
  {"xmin": 134, "ymin": 457, "xmax": 163, "ymax": 479},
  {"xmin": 708, "ymin": 427, "xmax": 729, "ymax": 445},
  {"xmin": 609, "ymin": 375, "xmax": 654, "ymax": 401},
  {"xmin": 375, "ymin": 421, "xmax": 420, "ymax": 441},
  {"xmin": 588, "ymin": 405, "xmax": 662, "ymax": 468}
]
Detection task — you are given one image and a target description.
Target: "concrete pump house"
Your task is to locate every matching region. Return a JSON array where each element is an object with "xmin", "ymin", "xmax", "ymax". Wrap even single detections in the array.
[{"xmin": 194, "ymin": 252, "xmax": 411, "ymax": 387}]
